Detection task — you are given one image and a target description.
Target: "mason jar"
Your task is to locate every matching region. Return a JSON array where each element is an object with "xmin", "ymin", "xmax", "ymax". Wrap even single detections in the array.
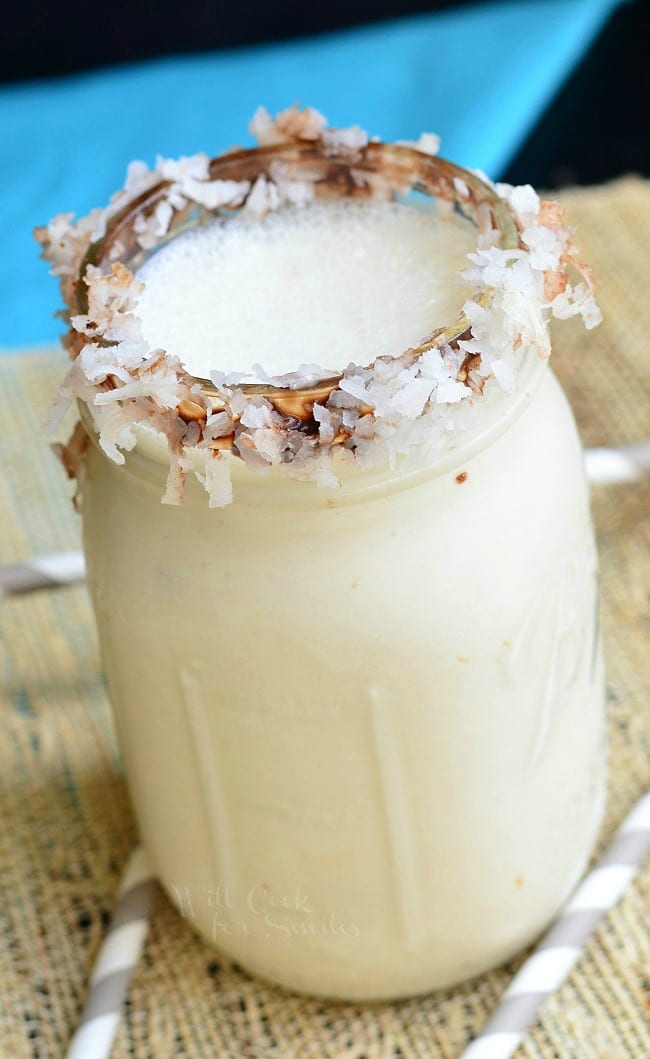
[
  {"xmin": 79, "ymin": 337, "xmax": 605, "ymax": 1000},
  {"xmin": 38, "ymin": 132, "xmax": 606, "ymax": 1001}
]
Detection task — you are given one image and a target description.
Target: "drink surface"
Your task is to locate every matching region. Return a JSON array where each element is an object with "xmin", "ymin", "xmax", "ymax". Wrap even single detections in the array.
[{"xmin": 136, "ymin": 199, "xmax": 476, "ymax": 377}]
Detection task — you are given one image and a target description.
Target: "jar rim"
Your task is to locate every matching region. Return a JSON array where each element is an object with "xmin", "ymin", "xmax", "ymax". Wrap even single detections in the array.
[
  {"xmin": 37, "ymin": 106, "xmax": 598, "ymax": 508},
  {"xmin": 78, "ymin": 351, "xmax": 550, "ymax": 511},
  {"xmin": 75, "ymin": 140, "xmax": 520, "ymax": 422}
]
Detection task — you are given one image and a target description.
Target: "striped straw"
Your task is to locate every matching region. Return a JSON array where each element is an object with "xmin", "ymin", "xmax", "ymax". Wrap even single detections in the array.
[
  {"xmin": 65, "ymin": 846, "xmax": 155, "ymax": 1059},
  {"xmin": 460, "ymin": 792, "xmax": 650, "ymax": 1059},
  {"xmin": 584, "ymin": 439, "xmax": 650, "ymax": 485},
  {"xmin": 62, "ymin": 796, "xmax": 649, "ymax": 1059},
  {"xmin": 0, "ymin": 550, "xmax": 85, "ymax": 597}
]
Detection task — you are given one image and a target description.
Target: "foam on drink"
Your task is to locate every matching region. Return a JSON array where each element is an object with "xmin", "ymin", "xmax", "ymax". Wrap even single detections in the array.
[{"xmin": 136, "ymin": 199, "xmax": 476, "ymax": 378}]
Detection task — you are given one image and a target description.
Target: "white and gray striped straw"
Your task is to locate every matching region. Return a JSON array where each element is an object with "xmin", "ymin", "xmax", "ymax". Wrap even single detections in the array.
[
  {"xmin": 63, "ymin": 794, "xmax": 649, "ymax": 1059},
  {"xmin": 0, "ymin": 550, "xmax": 85, "ymax": 597},
  {"xmin": 64, "ymin": 847, "xmax": 155, "ymax": 1059},
  {"xmin": 584, "ymin": 439, "xmax": 650, "ymax": 486},
  {"xmin": 460, "ymin": 791, "xmax": 650, "ymax": 1059}
]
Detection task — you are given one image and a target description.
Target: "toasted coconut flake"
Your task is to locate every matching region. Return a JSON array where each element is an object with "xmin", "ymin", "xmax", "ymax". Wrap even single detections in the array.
[
  {"xmin": 52, "ymin": 421, "xmax": 89, "ymax": 480},
  {"xmin": 250, "ymin": 104, "xmax": 327, "ymax": 146}
]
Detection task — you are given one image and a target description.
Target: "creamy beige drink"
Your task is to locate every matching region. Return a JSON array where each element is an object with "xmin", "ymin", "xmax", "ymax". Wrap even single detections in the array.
[
  {"xmin": 83, "ymin": 367, "xmax": 604, "ymax": 1000},
  {"xmin": 136, "ymin": 199, "xmax": 476, "ymax": 377},
  {"xmin": 37, "ymin": 107, "xmax": 606, "ymax": 1000}
]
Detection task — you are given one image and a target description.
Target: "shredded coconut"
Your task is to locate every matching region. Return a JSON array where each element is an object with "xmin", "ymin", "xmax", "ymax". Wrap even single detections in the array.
[
  {"xmin": 249, "ymin": 104, "xmax": 327, "ymax": 146},
  {"xmin": 322, "ymin": 125, "xmax": 369, "ymax": 154},
  {"xmin": 35, "ymin": 103, "xmax": 601, "ymax": 508},
  {"xmin": 397, "ymin": 132, "xmax": 441, "ymax": 157}
]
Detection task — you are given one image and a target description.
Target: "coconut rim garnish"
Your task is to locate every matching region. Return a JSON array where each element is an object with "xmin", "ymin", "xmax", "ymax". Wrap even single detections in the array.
[{"xmin": 35, "ymin": 104, "xmax": 601, "ymax": 507}]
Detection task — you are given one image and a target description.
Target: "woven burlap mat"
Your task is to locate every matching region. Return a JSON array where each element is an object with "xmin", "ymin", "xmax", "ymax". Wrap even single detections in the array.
[{"xmin": 1, "ymin": 176, "xmax": 649, "ymax": 1059}]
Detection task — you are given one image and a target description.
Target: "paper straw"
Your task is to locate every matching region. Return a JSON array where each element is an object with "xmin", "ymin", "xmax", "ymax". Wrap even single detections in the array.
[
  {"xmin": 0, "ymin": 550, "xmax": 85, "ymax": 597},
  {"xmin": 584, "ymin": 440, "xmax": 650, "ymax": 485},
  {"xmin": 460, "ymin": 792, "xmax": 650, "ymax": 1059},
  {"xmin": 65, "ymin": 847, "xmax": 155, "ymax": 1059},
  {"xmin": 63, "ymin": 797, "xmax": 648, "ymax": 1059}
]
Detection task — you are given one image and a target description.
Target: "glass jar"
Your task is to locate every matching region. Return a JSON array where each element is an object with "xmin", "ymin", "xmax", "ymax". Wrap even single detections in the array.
[{"xmin": 80, "ymin": 340, "xmax": 605, "ymax": 1000}]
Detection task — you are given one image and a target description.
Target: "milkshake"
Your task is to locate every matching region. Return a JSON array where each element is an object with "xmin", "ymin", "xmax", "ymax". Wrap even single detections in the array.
[
  {"xmin": 36, "ymin": 106, "xmax": 605, "ymax": 1000},
  {"xmin": 135, "ymin": 198, "xmax": 477, "ymax": 377}
]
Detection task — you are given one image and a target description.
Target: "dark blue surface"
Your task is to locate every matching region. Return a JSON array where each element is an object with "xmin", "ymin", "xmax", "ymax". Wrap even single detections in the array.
[{"xmin": 0, "ymin": 0, "xmax": 618, "ymax": 347}]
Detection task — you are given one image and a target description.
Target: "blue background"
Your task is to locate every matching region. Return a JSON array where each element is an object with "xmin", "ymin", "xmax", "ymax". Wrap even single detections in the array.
[{"xmin": 0, "ymin": 0, "xmax": 618, "ymax": 348}]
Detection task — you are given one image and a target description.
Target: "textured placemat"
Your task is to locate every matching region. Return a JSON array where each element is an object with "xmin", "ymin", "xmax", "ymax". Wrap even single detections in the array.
[{"xmin": 1, "ymin": 176, "xmax": 649, "ymax": 1059}]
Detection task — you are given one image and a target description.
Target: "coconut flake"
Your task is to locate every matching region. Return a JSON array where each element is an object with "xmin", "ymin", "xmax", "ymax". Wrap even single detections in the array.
[
  {"xmin": 417, "ymin": 132, "xmax": 441, "ymax": 156},
  {"xmin": 322, "ymin": 125, "xmax": 369, "ymax": 154},
  {"xmin": 250, "ymin": 104, "xmax": 327, "ymax": 146},
  {"xmin": 397, "ymin": 133, "xmax": 441, "ymax": 157},
  {"xmin": 244, "ymin": 175, "xmax": 282, "ymax": 217},
  {"xmin": 453, "ymin": 177, "xmax": 470, "ymax": 200},
  {"xmin": 197, "ymin": 451, "xmax": 233, "ymax": 507}
]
